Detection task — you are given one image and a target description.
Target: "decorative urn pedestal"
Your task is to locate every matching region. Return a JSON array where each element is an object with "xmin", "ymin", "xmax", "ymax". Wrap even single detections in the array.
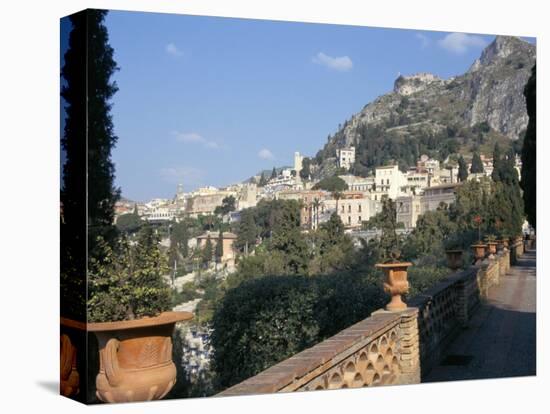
[
  {"xmin": 445, "ymin": 250, "xmax": 463, "ymax": 271},
  {"xmin": 88, "ymin": 311, "xmax": 193, "ymax": 403},
  {"xmin": 471, "ymin": 243, "xmax": 487, "ymax": 264},
  {"xmin": 375, "ymin": 262, "xmax": 412, "ymax": 311},
  {"xmin": 60, "ymin": 317, "xmax": 87, "ymax": 398}
]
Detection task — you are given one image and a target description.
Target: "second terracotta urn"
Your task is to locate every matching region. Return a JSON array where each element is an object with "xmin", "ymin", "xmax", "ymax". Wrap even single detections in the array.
[{"xmin": 375, "ymin": 262, "xmax": 412, "ymax": 311}]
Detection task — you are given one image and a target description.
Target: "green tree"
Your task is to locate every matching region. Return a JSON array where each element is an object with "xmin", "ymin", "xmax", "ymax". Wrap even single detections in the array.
[
  {"xmin": 403, "ymin": 205, "xmax": 456, "ymax": 261},
  {"xmin": 115, "ymin": 213, "xmax": 142, "ymax": 234},
  {"xmin": 215, "ymin": 231, "xmax": 224, "ymax": 263},
  {"xmin": 470, "ymin": 152, "xmax": 484, "ymax": 174},
  {"xmin": 270, "ymin": 167, "xmax": 277, "ymax": 180},
  {"xmin": 457, "ymin": 155, "xmax": 468, "ymax": 182},
  {"xmin": 61, "ymin": 10, "xmax": 120, "ymax": 321},
  {"xmin": 202, "ymin": 236, "xmax": 213, "ymax": 267},
  {"xmin": 258, "ymin": 172, "xmax": 267, "ymax": 187},
  {"xmin": 235, "ymin": 209, "xmax": 258, "ymax": 254},
  {"xmin": 488, "ymin": 149, "xmax": 524, "ymax": 237},
  {"xmin": 491, "ymin": 143, "xmax": 502, "ymax": 182},
  {"xmin": 214, "ymin": 196, "xmax": 236, "ymax": 216},
  {"xmin": 312, "ymin": 176, "xmax": 348, "ymax": 192},
  {"xmin": 521, "ymin": 65, "xmax": 536, "ymax": 228},
  {"xmin": 300, "ymin": 157, "xmax": 312, "ymax": 180},
  {"xmin": 171, "ymin": 221, "xmax": 189, "ymax": 258}
]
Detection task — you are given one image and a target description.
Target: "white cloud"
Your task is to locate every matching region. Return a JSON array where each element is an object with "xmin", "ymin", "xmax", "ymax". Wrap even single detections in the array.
[
  {"xmin": 438, "ymin": 33, "xmax": 487, "ymax": 54},
  {"xmin": 165, "ymin": 42, "xmax": 183, "ymax": 57},
  {"xmin": 172, "ymin": 131, "xmax": 222, "ymax": 150},
  {"xmin": 159, "ymin": 166, "xmax": 204, "ymax": 185},
  {"xmin": 258, "ymin": 148, "xmax": 275, "ymax": 160},
  {"xmin": 312, "ymin": 52, "xmax": 353, "ymax": 72},
  {"xmin": 416, "ymin": 33, "xmax": 430, "ymax": 49}
]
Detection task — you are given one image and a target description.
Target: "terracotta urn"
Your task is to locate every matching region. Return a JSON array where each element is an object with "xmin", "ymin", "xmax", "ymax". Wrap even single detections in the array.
[
  {"xmin": 487, "ymin": 242, "xmax": 498, "ymax": 255},
  {"xmin": 445, "ymin": 250, "xmax": 463, "ymax": 270},
  {"xmin": 375, "ymin": 262, "xmax": 412, "ymax": 311},
  {"xmin": 471, "ymin": 243, "xmax": 487, "ymax": 263},
  {"xmin": 88, "ymin": 311, "xmax": 193, "ymax": 403},
  {"xmin": 503, "ymin": 239, "xmax": 509, "ymax": 248},
  {"xmin": 60, "ymin": 317, "xmax": 86, "ymax": 398}
]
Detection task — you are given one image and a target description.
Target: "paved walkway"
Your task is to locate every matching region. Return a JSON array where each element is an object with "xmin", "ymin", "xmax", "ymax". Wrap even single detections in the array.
[{"xmin": 424, "ymin": 248, "xmax": 536, "ymax": 382}]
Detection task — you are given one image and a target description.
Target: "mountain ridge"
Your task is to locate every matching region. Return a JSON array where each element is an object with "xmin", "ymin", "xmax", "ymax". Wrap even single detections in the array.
[{"xmin": 312, "ymin": 36, "xmax": 535, "ymax": 178}]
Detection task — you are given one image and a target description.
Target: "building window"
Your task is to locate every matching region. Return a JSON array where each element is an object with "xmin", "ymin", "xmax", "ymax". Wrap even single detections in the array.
[
  {"xmin": 341, "ymin": 205, "xmax": 345, "ymax": 213},
  {"xmin": 348, "ymin": 216, "xmax": 351, "ymax": 224},
  {"xmin": 358, "ymin": 204, "xmax": 362, "ymax": 213},
  {"xmin": 358, "ymin": 216, "xmax": 362, "ymax": 223},
  {"xmin": 348, "ymin": 205, "xmax": 351, "ymax": 213}
]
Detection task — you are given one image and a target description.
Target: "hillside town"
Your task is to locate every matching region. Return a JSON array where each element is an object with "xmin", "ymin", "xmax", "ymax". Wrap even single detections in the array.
[{"xmin": 115, "ymin": 146, "xmax": 523, "ymax": 246}]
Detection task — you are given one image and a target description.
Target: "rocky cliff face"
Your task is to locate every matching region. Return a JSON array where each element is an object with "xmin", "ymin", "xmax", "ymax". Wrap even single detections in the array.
[
  {"xmin": 314, "ymin": 36, "xmax": 535, "ymax": 177},
  {"xmin": 465, "ymin": 36, "xmax": 535, "ymax": 138}
]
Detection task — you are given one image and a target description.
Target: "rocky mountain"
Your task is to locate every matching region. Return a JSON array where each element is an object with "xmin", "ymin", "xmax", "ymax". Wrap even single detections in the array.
[{"xmin": 313, "ymin": 36, "xmax": 535, "ymax": 178}]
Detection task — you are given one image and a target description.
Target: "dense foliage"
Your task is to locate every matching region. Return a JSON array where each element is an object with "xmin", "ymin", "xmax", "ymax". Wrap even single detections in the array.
[{"xmin": 88, "ymin": 225, "xmax": 172, "ymax": 322}]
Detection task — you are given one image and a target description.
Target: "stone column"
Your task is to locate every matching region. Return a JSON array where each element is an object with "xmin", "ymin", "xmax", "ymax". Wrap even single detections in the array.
[{"xmin": 397, "ymin": 309, "xmax": 420, "ymax": 384}]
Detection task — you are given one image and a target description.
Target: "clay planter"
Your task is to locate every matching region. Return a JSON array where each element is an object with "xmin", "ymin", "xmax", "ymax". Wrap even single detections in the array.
[
  {"xmin": 487, "ymin": 242, "xmax": 498, "ymax": 255},
  {"xmin": 503, "ymin": 239, "xmax": 509, "ymax": 248},
  {"xmin": 88, "ymin": 311, "xmax": 193, "ymax": 403},
  {"xmin": 375, "ymin": 262, "xmax": 412, "ymax": 311},
  {"xmin": 471, "ymin": 244, "xmax": 487, "ymax": 263},
  {"xmin": 60, "ymin": 317, "xmax": 86, "ymax": 398},
  {"xmin": 445, "ymin": 250, "xmax": 463, "ymax": 270}
]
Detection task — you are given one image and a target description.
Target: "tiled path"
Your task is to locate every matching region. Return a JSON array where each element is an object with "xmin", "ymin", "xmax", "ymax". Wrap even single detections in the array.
[{"xmin": 424, "ymin": 248, "xmax": 536, "ymax": 382}]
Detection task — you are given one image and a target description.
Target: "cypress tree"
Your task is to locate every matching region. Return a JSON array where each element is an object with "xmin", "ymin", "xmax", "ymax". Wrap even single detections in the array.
[
  {"xmin": 215, "ymin": 231, "xmax": 224, "ymax": 263},
  {"xmin": 491, "ymin": 143, "xmax": 502, "ymax": 182},
  {"xmin": 259, "ymin": 172, "xmax": 267, "ymax": 187},
  {"xmin": 458, "ymin": 156, "xmax": 468, "ymax": 182},
  {"xmin": 202, "ymin": 236, "xmax": 213, "ymax": 266},
  {"xmin": 521, "ymin": 65, "xmax": 536, "ymax": 229},
  {"xmin": 270, "ymin": 167, "xmax": 277, "ymax": 180},
  {"xmin": 61, "ymin": 10, "xmax": 120, "ymax": 320},
  {"xmin": 470, "ymin": 152, "xmax": 484, "ymax": 174}
]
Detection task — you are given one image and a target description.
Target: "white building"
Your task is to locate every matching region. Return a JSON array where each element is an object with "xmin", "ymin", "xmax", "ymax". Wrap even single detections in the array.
[
  {"xmin": 396, "ymin": 183, "xmax": 461, "ymax": 229},
  {"xmin": 375, "ymin": 165, "xmax": 407, "ymax": 200},
  {"xmin": 338, "ymin": 174, "xmax": 375, "ymax": 192},
  {"xmin": 322, "ymin": 192, "xmax": 381, "ymax": 229},
  {"xmin": 147, "ymin": 205, "xmax": 178, "ymax": 222},
  {"xmin": 336, "ymin": 147, "xmax": 356, "ymax": 170}
]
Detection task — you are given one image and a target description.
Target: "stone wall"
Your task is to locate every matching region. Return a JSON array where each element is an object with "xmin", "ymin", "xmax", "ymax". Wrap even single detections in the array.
[{"xmin": 218, "ymin": 249, "xmax": 514, "ymax": 396}]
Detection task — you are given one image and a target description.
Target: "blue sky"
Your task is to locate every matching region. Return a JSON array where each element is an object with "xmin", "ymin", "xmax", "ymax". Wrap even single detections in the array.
[{"xmin": 62, "ymin": 11, "xmax": 534, "ymax": 201}]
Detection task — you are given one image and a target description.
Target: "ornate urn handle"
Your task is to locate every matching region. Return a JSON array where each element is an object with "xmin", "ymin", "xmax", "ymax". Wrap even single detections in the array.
[{"xmin": 101, "ymin": 338, "xmax": 124, "ymax": 387}]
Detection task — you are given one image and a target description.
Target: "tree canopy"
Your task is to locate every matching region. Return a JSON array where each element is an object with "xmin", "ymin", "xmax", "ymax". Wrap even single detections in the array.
[{"xmin": 312, "ymin": 176, "xmax": 348, "ymax": 192}]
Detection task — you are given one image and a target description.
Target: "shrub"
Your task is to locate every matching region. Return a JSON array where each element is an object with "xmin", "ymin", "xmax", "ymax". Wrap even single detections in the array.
[
  {"xmin": 211, "ymin": 269, "xmax": 388, "ymax": 390},
  {"xmin": 87, "ymin": 226, "xmax": 172, "ymax": 322},
  {"xmin": 211, "ymin": 276, "xmax": 320, "ymax": 389}
]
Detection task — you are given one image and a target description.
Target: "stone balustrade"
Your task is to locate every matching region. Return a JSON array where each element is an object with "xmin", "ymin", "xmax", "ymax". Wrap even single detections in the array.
[{"xmin": 219, "ymin": 248, "xmax": 514, "ymax": 396}]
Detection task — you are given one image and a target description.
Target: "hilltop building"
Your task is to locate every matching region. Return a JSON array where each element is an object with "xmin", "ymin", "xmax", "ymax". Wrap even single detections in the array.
[{"xmin": 336, "ymin": 147, "xmax": 356, "ymax": 170}]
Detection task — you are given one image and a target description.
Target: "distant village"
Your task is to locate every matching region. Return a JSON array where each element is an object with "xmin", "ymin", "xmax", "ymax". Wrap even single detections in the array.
[{"xmin": 115, "ymin": 146, "xmax": 523, "ymax": 269}]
